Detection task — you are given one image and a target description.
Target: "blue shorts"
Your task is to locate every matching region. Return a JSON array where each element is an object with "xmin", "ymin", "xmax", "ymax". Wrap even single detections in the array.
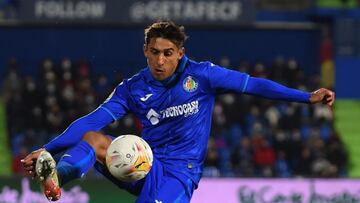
[{"xmin": 94, "ymin": 155, "xmax": 195, "ymax": 203}]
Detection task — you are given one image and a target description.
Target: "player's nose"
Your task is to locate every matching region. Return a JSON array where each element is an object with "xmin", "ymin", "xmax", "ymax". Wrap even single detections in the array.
[{"xmin": 157, "ymin": 54, "xmax": 165, "ymax": 66}]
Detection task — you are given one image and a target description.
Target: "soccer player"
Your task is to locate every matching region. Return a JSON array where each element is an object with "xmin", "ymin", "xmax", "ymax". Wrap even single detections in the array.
[{"xmin": 21, "ymin": 21, "xmax": 335, "ymax": 202}]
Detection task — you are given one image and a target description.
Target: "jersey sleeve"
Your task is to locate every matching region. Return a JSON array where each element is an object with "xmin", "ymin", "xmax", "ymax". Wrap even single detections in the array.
[
  {"xmin": 244, "ymin": 77, "xmax": 311, "ymax": 103},
  {"xmin": 205, "ymin": 62, "xmax": 250, "ymax": 94},
  {"xmin": 100, "ymin": 80, "xmax": 130, "ymax": 121}
]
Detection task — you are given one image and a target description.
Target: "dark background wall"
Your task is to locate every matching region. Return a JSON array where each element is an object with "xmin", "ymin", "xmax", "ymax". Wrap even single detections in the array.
[{"xmin": 0, "ymin": 26, "xmax": 321, "ymax": 80}]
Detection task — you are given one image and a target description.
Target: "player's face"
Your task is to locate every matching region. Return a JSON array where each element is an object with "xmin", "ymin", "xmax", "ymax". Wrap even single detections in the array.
[{"xmin": 144, "ymin": 37, "xmax": 184, "ymax": 81}]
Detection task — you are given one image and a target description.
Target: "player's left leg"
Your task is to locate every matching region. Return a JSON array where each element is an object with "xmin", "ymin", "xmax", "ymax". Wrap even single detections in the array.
[
  {"xmin": 56, "ymin": 131, "xmax": 112, "ymax": 186},
  {"xmin": 35, "ymin": 151, "xmax": 61, "ymax": 201},
  {"xmin": 35, "ymin": 131, "xmax": 111, "ymax": 201}
]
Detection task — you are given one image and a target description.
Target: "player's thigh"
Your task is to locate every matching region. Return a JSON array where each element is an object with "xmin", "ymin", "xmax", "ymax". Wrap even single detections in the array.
[
  {"xmin": 137, "ymin": 164, "xmax": 194, "ymax": 203},
  {"xmin": 93, "ymin": 160, "xmax": 145, "ymax": 196},
  {"xmin": 93, "ymin": 152, "xmax": 165, "ymax": 197},
  {"xmin": 154, "ymin": 177, "xmax": 193, "ymax": 203}
]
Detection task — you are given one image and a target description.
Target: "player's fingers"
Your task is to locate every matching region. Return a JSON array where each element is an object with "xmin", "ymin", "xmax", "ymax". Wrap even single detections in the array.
[
  {"xmin": 328, "ymin": 92, "xmax": 335, "ymax": 106},
  {"xmin": 324, "ymin": 91, "xmax": 335, "ymax": 106},
  {"xmin": 23, "ymin": 165, "xmax": 34, "ymax": 171},
  {"xmin": 21, "ymin": 159, "xmax": 34, "ymax": 168},
  {"xmin": 21, "ymin": 157, "xmax": 33, "ymax": 164},
  {"xmin": 327, "ymin": 98, "xmax": 334, "ymax": 106},
  {"xmin": 23, "ymin": 152, "xmax": 39, "ymax": 162},
  {"xmin": 21, "ymin": 154, "xmax": 35, "ymax": 163}
]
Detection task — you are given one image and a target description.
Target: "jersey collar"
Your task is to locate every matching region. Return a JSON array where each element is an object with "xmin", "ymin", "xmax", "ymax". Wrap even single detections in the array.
[{"xmin": 144, "ymin": 55, "xmax": 189, "ymax": 87}]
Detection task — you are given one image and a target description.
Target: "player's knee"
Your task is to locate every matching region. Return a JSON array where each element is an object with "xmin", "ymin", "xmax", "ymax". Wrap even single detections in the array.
[
  {"xmin": 82, "ymin": 131, "xmax": 111, "ymax": 162},
  {"xmin": 82, "ymin": 131, "xmax": 110, "ymax": 150}
]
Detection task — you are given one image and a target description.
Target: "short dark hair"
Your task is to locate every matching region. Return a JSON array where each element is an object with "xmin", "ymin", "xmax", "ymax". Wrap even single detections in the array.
[{"xmin": 144, "ymin": 21, "xmax": 188, "ymax": 48}]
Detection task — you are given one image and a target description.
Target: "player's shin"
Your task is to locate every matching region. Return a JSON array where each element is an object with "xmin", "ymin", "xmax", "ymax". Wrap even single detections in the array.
[{"xmin": 57, "ymin": 140, "xmax": 96, "ymax": 186}]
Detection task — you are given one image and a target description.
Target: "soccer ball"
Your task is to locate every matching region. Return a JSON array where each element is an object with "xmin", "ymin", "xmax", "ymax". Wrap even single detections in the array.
[{"xmin": 105, "ymin": 134, "xmax": 153, "ymax": 182}]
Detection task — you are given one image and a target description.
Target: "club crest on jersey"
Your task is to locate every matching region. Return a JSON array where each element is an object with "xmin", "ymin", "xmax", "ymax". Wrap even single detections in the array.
[{"xmin": 183, "ymin": 76, "xmax": 198, "ymax": 92}]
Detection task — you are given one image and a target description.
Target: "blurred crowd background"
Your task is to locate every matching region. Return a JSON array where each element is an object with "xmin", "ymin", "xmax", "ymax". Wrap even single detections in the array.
[{"xmin": 1, "ymin": 0, "xmax": 360, "ymax": 182}]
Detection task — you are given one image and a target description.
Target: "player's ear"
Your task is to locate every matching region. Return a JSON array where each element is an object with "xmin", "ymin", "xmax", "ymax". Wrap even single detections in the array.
[
  {"xmin": 143, "ymin": 44, "xmax": 148, "ymax": 57},
  {"xmin": 178, "ymin": 47, "xmax": 185, "ymax": 59}
]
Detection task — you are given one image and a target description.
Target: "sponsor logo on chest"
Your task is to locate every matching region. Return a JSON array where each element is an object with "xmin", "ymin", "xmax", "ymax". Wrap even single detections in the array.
[
  {"xmin": 146, "ymin": 100, "xmax": 199, "ymax": 125},
  {"xmin": 160, "ymin": 100, "xmax": 199, "ymax": 118}
]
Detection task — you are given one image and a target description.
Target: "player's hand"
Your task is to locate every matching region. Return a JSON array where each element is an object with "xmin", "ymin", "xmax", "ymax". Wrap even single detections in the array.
[
  {"xmin": 309, "ymin": 88, "xmax": 335, "ymax": 106},
  {"xmin": 21, "ymin": 148, "xmax": 46, "ymax": 178}
]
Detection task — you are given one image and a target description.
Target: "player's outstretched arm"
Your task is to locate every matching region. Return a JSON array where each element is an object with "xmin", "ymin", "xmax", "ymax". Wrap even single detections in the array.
[
  {"xmin": 244, "ymin": 77, "xmax": 335, "ymax": 105},
  {"xmin": 309, "ymin": 88, "xmax": 335, "ymax": 106}
]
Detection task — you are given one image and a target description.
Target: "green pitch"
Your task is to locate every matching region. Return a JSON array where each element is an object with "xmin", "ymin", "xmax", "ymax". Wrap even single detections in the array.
[
  {"xmin": 317, "ymin": 0, "xmax": 358, "ymax": 8},
  {"xmin": 335, "ymin": 99, "xmax": 360, "ymax": 177},
  {"xmin": 0, "ymin": 98, "xmax": 11, "ymax": 175}
]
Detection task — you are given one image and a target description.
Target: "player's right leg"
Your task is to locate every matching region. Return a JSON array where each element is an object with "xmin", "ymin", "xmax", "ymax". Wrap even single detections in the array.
[
  {"xmin": 35, "ymin": 131, "xmax": 111, "ymax": 201},
  {"xmin": 92, "ymin": 134, "xmax": 146, "ymax": 196},
  {"xmin": 94, "ymin": 153, "xmax": 194, "ymax": 203}
]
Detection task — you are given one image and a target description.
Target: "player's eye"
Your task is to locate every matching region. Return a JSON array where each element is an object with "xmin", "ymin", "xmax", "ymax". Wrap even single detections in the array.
[
  {"xmin": 164, "ymin": 51, "xmax": 173, "ymax": 57},
  {"xmin": 151, "ymin": 49, "xmax": 159, "ymax": 55}
]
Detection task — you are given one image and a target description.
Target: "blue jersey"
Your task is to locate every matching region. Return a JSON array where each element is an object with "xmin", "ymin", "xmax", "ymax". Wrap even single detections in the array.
[
  {"xmin": 100, "ymin": 56, "xmax": 249, "ymax": 185},
  {"xmin": 44, "ymin": 55, "xmax": 309, "ymax": 195}
]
